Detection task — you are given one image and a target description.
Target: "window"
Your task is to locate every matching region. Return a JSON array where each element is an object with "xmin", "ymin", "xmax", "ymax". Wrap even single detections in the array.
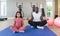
[
  {"xmin": 0, "ymin": 0, "xmax": 7, "ymax": 16},
  {"xmin": 46, "ymin": 0, "xmax": 53, "ymax": 17}
]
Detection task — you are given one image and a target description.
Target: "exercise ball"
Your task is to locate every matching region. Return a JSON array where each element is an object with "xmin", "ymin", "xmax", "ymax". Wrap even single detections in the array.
[
  {"xmin": 54, "ymin": 17, "xmax": 60, "ymax": 28},
  {"xmin": 47, "ymin": 18, "xmax": 54, "ymax": 26}
]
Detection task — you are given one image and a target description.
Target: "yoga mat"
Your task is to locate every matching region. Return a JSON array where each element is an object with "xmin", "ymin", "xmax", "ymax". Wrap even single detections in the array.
[{"xmin": 0, "ymin": 26, "xmax": 57, "ymax": 36}]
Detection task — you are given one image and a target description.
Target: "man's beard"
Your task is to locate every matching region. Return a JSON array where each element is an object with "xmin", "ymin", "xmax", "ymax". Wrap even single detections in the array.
[{"xmin": 36, "ymin": 11, "xmax": 38, "ymax": 13}]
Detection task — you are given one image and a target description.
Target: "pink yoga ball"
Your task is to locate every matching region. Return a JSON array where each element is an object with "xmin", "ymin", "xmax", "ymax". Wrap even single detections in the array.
[
  {"xmin": 47, "ymin": 18, "xmax": 54, "ymax": 26},
  {"xmin": 54, "ymin": 17, "xmax": 60, "ymax": 28}
]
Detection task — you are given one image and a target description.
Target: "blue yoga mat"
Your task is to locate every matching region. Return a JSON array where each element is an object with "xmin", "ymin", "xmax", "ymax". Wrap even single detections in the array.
[{"xmin": 0, "ymin": 26, "xmax": 57, "ymax": 36}]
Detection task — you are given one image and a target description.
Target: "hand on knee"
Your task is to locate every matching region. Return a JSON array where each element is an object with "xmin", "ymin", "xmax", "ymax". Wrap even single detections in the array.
[{"xmin": 19, "ymin": 26, "xmax": 25, "ymax": 31}]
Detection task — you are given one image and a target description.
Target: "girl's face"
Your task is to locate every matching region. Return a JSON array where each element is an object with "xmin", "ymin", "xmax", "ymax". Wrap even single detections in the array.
[{"xmin": 16, "ymin": 13, "xmax": 20, "ymax": 18}]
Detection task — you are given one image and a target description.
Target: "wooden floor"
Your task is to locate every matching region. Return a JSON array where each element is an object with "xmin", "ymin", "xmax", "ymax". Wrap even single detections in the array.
[
  {"xmin": 0, "ymin": 19, "xmax": 60, "ymax": 36},
  {"xmin": 48, "ymin": 25, "xmax": 60, "ymax": 36}
]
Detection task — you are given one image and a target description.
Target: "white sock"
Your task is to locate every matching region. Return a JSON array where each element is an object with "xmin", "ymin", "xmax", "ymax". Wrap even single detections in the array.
[
  {"xmin": 13, "ymin": 31, "xmax": 15, "ymax": 33},
  {"xmin": 37, "ymin": 26, "xmax": 44, "ymax": 29},
  {"xmin": 31, "ymin": 26, "xmax": 34, "ymax": 28},
  {"xmin": 19, "ymin": 31, "xmax": 25, "ymax": 32}
]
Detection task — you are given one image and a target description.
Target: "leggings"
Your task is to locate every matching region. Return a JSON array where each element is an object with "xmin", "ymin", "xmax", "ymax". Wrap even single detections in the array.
[
  {"xmin": 28, "ymin": 20, "xmax": 47, "ymax": 28},
  {"xmin": 10, "ymin": 26, "xmax": 25, "ymax": 32}
]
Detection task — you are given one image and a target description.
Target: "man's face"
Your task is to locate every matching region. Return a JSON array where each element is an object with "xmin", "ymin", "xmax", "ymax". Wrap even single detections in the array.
[{"xmin": 35, "ymin": 7, "xmax": 39, "ymax": 12}]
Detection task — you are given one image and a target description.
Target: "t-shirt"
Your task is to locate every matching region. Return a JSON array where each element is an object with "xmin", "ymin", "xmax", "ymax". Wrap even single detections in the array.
[
  {"xmin": 32, "ymin": 12, "xmax": 42, "ymax": 22},
  {"xmin": 14, "ymin": 18, "xmax": 23, "ymax": 27}
]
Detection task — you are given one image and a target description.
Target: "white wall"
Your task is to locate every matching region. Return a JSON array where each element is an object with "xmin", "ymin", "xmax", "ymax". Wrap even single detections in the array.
[
  {"xmin": 7, "ymin": 0, "xmax": 17, "ymax": 18},
  {"xmin": 0, "ymin": 0, "xmax": 46, "ymax": 19},
  {"xmin": 0, "ymin": 2, "xmax": 1, "ymax": 17}
]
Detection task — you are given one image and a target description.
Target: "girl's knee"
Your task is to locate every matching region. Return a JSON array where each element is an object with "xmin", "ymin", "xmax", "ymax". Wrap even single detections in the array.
[
  {"xmin": 10, "ymin": 26, "xmax": 14, "ymax": 30},
  {"xmin": 20, "ymin": 26, "xmax": 26, "ymax": 30}
]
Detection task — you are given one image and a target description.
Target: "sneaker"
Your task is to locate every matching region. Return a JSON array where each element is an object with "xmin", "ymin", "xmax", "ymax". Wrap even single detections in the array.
[{"xmin": 37, "ymin": 26, "xmax": 44, "ymax": 29}]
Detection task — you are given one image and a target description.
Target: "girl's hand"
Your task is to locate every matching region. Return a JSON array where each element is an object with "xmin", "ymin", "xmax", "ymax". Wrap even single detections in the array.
[
  {"xmin": 11, "ymin": 21, "xmax": 15, "ymax": 26},
  {"xmin": 11, "ymin": 24, "xmax": 14, "ymax": 26}
]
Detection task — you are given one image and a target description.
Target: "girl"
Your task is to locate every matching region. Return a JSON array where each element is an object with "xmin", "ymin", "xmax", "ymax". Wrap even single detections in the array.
[
  {"xmin": 28, "ymin": 7, "xmax": 47, "ymax": 29},
  {"xmin": 10, "ymin": 11, "xmax": 25, "ymax": 33}
]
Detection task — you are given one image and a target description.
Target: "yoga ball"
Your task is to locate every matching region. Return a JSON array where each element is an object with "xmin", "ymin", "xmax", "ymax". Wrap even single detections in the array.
[
  {"xmin": 54, "ymin": 17, "xmax": 60, "ymax": 28},
  {"xmin": 47, "ymin": 18, "xmax": 54, "ymax": 26}
]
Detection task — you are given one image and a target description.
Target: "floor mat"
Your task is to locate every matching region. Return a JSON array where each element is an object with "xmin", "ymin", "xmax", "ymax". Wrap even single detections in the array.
[{"xmin": 0, "ymin": 26, "xmax": 57, "ymax": 36}]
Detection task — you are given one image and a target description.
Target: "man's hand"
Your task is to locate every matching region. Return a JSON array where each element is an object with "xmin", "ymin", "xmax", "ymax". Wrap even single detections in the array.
[{"xmin": 40, "ymin": 16, "xmax": 43, "ymax": 21}]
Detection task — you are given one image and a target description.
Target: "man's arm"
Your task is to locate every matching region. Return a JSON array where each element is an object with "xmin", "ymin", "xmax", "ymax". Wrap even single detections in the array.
[{"xmin": 31, "ymin": 12, "xmax": 34, "ymax": 20}]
